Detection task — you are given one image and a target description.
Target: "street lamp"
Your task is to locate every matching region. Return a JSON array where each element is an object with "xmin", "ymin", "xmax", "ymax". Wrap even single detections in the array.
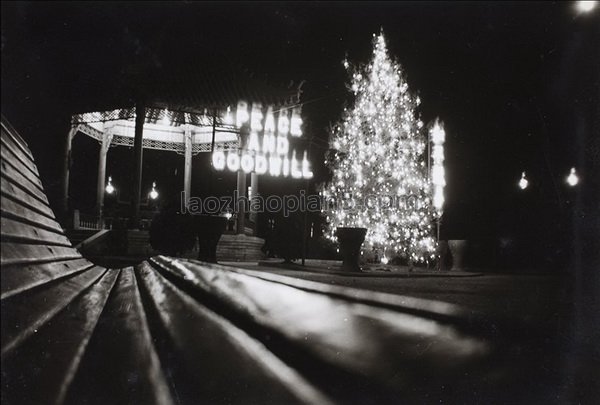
[
  {"xmin": 149, "ymin": 181, "xmax": 159, "ymax": 200},
  {"xmin": 105, "ymin": 176, "xmax": 115, "ymax": 194},
  {"xmin": 518, "ymin": 172, "xmax": 529, "ymax": 190},
  {"xmin": 566, "ymin": 167, "xmax": 579, "ymax": 186},
  {"xmin": 576, "ymin": 1, "xmax": 598, "ymax": 13}
]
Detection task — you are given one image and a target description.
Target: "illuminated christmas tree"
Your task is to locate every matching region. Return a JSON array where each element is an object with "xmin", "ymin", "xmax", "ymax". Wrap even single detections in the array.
[{"xmin": 322, "ymin": 33, "xmax": 439, "ymax": 263}]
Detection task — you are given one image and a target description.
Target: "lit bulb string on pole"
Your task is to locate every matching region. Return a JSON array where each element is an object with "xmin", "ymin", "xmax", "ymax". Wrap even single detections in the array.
[{"xmin": 427, "ymin": 120, "xmax": 446, "ymax": 270}]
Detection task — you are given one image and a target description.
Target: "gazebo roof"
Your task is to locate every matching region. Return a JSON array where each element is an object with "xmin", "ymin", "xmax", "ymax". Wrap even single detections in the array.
[
  {"xmin": 150, "ymin": 66, "xmax": 303, "ymax": 110},
  {"xmin": 69, "ymin": 52, "xmax": 304, "ymax": 119},
  {"xmin": 69, "ymin": 57, "xmax": 306, "ymax": 154}
]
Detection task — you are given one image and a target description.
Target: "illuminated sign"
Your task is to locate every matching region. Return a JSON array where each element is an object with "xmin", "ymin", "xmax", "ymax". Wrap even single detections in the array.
[{"xmin": 212, "ymin": 101, "xmax": 313, "ymax": 179}]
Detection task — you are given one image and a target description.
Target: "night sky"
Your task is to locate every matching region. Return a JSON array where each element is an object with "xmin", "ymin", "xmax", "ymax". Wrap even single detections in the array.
[{"xmin": 1, "ymin": 1, "xmax": 599, "ymax": 243}]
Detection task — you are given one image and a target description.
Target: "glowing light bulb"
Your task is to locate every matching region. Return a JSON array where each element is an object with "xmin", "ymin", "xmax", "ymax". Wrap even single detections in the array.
[
  {"xmin": 566, "ymin": 167, "xmax": 579, "ymax": 186},
  {"xmin": 149, "ymin": 182, "xmax": 159, "ymax": 200},
  {"xmin": 105, "ymin": 176, "xmax": 115, "ymax": 194},
  {"xmin": 518, "ymin": 172, "xmax": 529, "ymax": 190},
  {"xmin": 381, "ymin": 256, "xmax": 389, "ymax": 265}
]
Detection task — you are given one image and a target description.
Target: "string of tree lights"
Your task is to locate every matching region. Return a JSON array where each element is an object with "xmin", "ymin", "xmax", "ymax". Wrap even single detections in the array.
[{"xmin": 320, "ymin": 33, "xmax": 443, "ymax": 263}]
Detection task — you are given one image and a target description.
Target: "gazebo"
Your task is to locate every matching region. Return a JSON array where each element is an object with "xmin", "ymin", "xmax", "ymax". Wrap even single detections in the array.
[{"xmin": 61, "ymin": 71, "xmax": 308, "ymax": 259}]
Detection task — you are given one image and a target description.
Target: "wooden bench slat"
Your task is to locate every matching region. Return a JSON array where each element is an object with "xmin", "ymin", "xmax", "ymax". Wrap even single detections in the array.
[
  {"xmin": 1, "ymin": 175, "xmax": 55, "ymax": 218},
  {"xmin": 1, "ymin": 216, "xmax": 73, "ymax": 247},
  {"xmin": 0, "ymin": 119, "xmax": 35, "ymax": 163},
  {"xmin": 151, "ymin": 257, "xmax": 495, "ymax": 398},
  {"xmin": 1, "ymin": 266, "xmax": 107, "ymax": 357},
  {"xmin": 1, "ymin": 242, "xmax": 81, "ymax": 266},
  {"xmin": 1, "ymin": 194, "xmax": 65, "ymax": 234},
  {"xmin": 0, "ymin": 130, "xmax": 39, "ymax": 178},
  {"xmin": 1, "ymin": 159, "xmax": 49, "ymax": 207},
  {"xmin": 0, "ymin": 160, "xmax": 48, "ymax": 204},
  {"xmin": 1, "ymin": 143, "xmax": 46, "ymax": 194},
  {"xmin": 1, "ymin": 257, "xmax": 94, "ymax": 299},
  {"xmin": 136, "ymin": 261, "xmax": 332, "ymax": 405},
  {"xmin": 64, "ymin": 268, "xmax": 174, "ymax": 405},
  {"xmin": 0, "ymin": 269, "xmax": 119, "ymax": 405}
]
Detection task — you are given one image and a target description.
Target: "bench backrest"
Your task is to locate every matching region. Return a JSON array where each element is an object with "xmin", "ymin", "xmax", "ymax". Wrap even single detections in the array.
[{"xmin": 1, "ymin": 116, "xmax": 92, "ymax": 300}]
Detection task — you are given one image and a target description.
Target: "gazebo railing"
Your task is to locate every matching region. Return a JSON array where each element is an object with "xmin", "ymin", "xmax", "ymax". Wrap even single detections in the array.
[{"xmin": 73, "ymin": 210, "xmax": 103, "ymax": 230}]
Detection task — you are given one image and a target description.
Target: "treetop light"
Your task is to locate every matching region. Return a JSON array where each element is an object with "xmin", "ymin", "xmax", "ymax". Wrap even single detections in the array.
[
  {"xmin": 518, "ymin": 172, "xmax": 529, "ymax": 190},
  {"xmin": 566, "ymin": 167, "xmax": 579, "ymax": 186}
]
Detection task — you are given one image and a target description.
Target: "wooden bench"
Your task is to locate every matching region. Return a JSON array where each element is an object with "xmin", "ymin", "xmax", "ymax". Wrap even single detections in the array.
[{"xmin": 1, "ymin": 115, "xmax": 542, "ymax": 404}]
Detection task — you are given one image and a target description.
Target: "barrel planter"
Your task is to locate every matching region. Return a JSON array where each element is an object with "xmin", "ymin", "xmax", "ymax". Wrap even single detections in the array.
[
  {"xmin": 437, "ymin": 240, "xmax": 450, "ymax": 271},
  {"xmin": 448, "ymin": 239, "xmax": 468, "ymax": 271},
  {"xmin": 335, "ymin": 227, "xmax": 367, "ymax": 272}
]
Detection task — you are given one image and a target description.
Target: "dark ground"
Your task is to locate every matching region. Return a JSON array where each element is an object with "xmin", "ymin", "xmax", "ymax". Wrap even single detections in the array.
[
  {"xmin": 225, "ymin": 261, "xmax": 598, "ymax": 403},
  {"xmin": 228, "ymin": 262, "xmax": 570, "ymax": 327}
]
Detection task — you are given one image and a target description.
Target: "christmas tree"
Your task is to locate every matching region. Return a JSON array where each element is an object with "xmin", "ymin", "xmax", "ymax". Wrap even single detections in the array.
[{"xmin": 321, "ymin": 33, "xmax": 439, "ymax": 263}]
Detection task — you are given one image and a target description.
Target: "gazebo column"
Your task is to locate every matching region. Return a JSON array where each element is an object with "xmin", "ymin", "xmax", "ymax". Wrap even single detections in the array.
[
  {"xmin": 60, "ymin": 126, "xmax": 78, "ymax": 220},
  {"xmin": 131, "ymin": 102, "xmax": 145, "ymax": 228},
  {"xmin": 250, "ymin": 172, "xmax": 258, "ymax": 234},
  {"xmin": 95, "ymin": 132, "xmax": 113, "ymax": 220},
  {"xmin": 236, "ymin": 171, "xmax": 246, "ymax": 235},
  {"xmin": 183, "ymin": 127, "xmax": 193, "ymax": 207}
]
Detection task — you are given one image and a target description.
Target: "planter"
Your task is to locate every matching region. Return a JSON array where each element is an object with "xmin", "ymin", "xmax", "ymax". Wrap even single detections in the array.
[
  {"xmin": 437, "ymin": 240, "xmax": 450, "ymax": 271},
  {"xmin": 216, "ymin": 234, "xmax": 265, "ymax": 262},
  {"xmin": 195, "ymin": 215, "xmax": 227, "ymax": 263},
  {"xmin": 335, "ymin": 227, "xmax": 367, "ymax": 272},
  {"xmin": 448, "ymin": 239, "xmax": 468, "ymax": 271}
]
